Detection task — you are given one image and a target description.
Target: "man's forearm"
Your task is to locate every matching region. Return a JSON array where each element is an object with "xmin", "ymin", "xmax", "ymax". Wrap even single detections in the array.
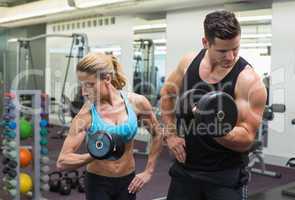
[
  {"xmin": 160, "ymin": 92, "xmax": 177, "ymax": 129},
  {"xmin": 214, "ymin": 126, "xmax": 255, "ymax": 152}
]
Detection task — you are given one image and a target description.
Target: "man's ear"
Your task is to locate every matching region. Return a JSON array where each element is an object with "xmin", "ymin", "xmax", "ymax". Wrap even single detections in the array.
[{"xmin": 202, "ymin": 37, "xmax": 209, "ymax": 49}]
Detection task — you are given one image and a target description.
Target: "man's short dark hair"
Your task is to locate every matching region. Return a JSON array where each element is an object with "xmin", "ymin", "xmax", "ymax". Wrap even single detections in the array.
[{"xmin": 204, "ymin": 10, "xmax": 241, "ymax": 44}]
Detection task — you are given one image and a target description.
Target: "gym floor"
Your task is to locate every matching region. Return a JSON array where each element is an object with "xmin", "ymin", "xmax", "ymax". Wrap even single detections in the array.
[{"xmin": 1, "ymin": 125, "xmax": 295, "ymax": 200}]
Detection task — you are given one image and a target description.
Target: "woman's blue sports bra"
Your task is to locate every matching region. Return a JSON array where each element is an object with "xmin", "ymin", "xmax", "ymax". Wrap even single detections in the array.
[{"xmin": 87, "ymin": 91, "xmax": 138, "ymax": 143}]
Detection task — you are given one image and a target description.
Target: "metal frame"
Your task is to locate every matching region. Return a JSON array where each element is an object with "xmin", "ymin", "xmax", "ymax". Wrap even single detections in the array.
[{"xmin": 9, "ymin": 90, "xmax": 42, "ymax": 200}]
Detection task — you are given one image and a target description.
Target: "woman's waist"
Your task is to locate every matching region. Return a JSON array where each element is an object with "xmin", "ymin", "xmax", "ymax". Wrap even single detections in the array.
[{"xmin": 86, "ymin": 155, "xmax": 135, "ymax": 177}]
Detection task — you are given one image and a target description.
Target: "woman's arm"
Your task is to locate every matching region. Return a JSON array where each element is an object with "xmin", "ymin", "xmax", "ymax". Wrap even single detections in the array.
[
  {"xmin": 128, "ymin": 93, "xmax": 163, "ymax": 193},
  {"xmin": 138, "ymin": 95, "xmax": 163, "ymax": 174},
  {"xmin": 56, "ymin": 105, "xmax": 94, "ymax": 171}
]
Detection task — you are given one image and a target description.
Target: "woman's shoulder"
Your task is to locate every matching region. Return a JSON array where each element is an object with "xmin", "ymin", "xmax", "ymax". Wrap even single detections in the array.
[
  {"xmin": 71, "ymin": 101, "xmax": 92, "ymax": 130},
  {"xmin": 125, "ymin": 91, "xmax": 145, "ymax": 105},
  {"xmin": 124, "ymin": 91, "xmax": 152, "ymax": 114}
]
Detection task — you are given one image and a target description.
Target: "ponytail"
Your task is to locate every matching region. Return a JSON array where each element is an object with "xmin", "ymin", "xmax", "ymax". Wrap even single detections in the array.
[{"xmin": 110, "ymin": 55, "xmax": 127, "ymax": 90}]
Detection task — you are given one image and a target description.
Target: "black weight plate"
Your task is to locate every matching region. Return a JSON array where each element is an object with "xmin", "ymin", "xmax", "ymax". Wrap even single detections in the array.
[
  {"xmin": 197, "ymin": 91, "xmax": 237, "ymax": 137},
  {"xmin": 87, "ymin": 132, "xmax": 113, "ymax": 159}
]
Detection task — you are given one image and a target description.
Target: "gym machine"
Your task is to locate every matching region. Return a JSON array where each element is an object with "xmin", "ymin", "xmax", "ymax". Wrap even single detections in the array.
[
  {"xmin": 132, "ymin": 39, "xmax": 158, "ymax": 155},
  {"xmin": 11, "ymin": 33, "xmax": 88, "ymax": 125},
  {"xmin": 248, "ymin": 103, "xmax": 286, "ymax": 178},
  {"xmin": 133, "ymin": 39, "xmax": 158, "ymax": 106},
  {"xmin": 281, "ymin": 119, "xmax": 295, "ymax": 198}
]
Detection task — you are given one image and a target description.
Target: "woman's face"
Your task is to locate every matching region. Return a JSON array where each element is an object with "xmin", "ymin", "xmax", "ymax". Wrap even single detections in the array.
[{"xmin": 77, "ymin": 71, "xmax": 108, "ymax": 103}]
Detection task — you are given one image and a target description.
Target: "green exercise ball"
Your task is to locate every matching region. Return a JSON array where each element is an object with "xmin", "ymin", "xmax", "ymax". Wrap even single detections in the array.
[{"xmin": 20, "ymin": 118, "xmax": 33, "ymax": 140}]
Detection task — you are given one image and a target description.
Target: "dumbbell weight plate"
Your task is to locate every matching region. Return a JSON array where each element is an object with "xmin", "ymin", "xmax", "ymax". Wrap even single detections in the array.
[
  {"xmin": 196, "ymin": 91, "xmax": 238, "ymax": 137},
  {"xmin": 87, "ymin": 132, "xmax": 113, "ymax": 159},
  {"xmin": 107, "ymin": 134, "xmax": 125, "ymax": 161},
  {"xmin": 176, "ymin": 88, "xmax": 207, "ymax": 119}
]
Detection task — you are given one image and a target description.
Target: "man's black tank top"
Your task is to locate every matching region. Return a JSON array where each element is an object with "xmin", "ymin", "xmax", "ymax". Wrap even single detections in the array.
[{"xmin": 177, "ymin": 49, "xmax": 250, "ymax": 172}]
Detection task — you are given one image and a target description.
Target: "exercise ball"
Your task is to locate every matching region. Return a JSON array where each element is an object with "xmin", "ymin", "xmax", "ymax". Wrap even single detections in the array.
[
  {"xmin": 20, "ymin": 148, "xmax": 32, "ymax": 167},
  {"xmin": 20, "ymin": 118, "xmax": 33, "ymax": 140},
  {"xmin": 20, "ymin": 173, "xmax": 33, "ymax": 194}
]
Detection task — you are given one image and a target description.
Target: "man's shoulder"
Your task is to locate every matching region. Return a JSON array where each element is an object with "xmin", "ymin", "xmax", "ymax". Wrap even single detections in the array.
[
  {"xmin": 181, "ymin": 52, "xmax": 198, "ymax": 64},
  {"xmin": 235, "ymin": 66, "xmax": 264, "ymax": 98},
  {"xmin": 178, "ymin": 51, "xmax": 199, "ymax": 73},
  {"xmin": 238, "ymin": 65, "xmax": 260, "ymax": 83}
]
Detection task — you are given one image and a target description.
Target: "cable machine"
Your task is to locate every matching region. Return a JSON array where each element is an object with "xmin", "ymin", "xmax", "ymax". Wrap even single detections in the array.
[{"xmin": 133, "ymin": 39, "xmax": 158, "ymax": 106}]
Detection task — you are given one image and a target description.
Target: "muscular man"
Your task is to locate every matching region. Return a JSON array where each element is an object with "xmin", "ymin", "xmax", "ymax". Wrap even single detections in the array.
[{"xmin": 160, "ymin": 10, "xmax": 267, "ymax": 200}]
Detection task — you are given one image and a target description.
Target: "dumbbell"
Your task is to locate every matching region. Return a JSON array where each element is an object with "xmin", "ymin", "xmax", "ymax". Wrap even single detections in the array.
[
  {"xmin": 40, "ymin": 138, "xmax": 48, "ymax": 145},
  {"xmin": 4, "ymin": 103, "xmax": 16, "ymax": 110},
  {"xmin": 41, "ymin": 165, "xmax": 50, "ymax": 173},
  {"xmin": 2, "ymin": 158, "xmax": 17, "ymax": 168},
  {"xmin": 41, "ymin": 147, "xmax": 49, "ymax": 155},
  {"xmin": 3, "ymin": 113, "xmax": 16, "ymax": 120},
  {"xmin": 40, "ymin": 112, "xmax": 48, "ymax": 118},
  {"xmin": 3, "ymin": 130, "xmax": 16, "ymax": 139},
  {"xmin": 0, "ymin": 121, "xmax": 17, "ymax": 129},
  {"xmin": 5, "ymin": 121, "xmax": 17, "ymax": 130},
  {"xmin": 39, "ymin": 119, "xmax": 48, "ymax": 127},
  {"xmin": 59, "ymin": 177, "xmax": 72, "ymax": 195},
  {"xmin": 49, "ymin": 171, "xmax": 63, "ymax": 192},
  {"xmin": 286, "ymin": 158, "xmax": 295, "ymax": 167},
  {"xmin": 3, "ymin": 177, "xmax": 17, "ymax": 188},
  {"xmin": 3, "ymin": 167, "xmax": 17, "ymax": 178},
  {"xmin": 87, "ymin": 131, "xmax": 125, "ymax": 160},
  {"xmin": 4, "ymin": 92, "xmax": 16, "ymax": 99},
  {"xmin": 41, "ymin": 156, "xmax": 50, "ymax": 165},
  {"xmin": 41, "ymin": 183, "xmax": 50, "ymax": 192},
  {"xmin": 3, "ymin": 149, "xmax": 17, "ymax": 159},
  {"xmin": 2, "ymin": 139, "xmax": 16, "ymax": 148},
  {"xmin": 64, "ymin": 170, "xmax": 79, "ymax": 189},
  {"xmin": 78, "ymin": 172, "xmax": 86, "ymax": 193},
  {"xmin": 177, "ymin": 89, "xmax": 238, "ymax": 137},
  {"xmin": 3, "ymin": 186, "xmax": 17, "ymax": 197},
  {"xmin": 40, "ymin": 128, "xmax": 48, "ymax": 137},
  {"xmin": 41, "ymin": 175, "xmax": 50, "ymax": 183}
]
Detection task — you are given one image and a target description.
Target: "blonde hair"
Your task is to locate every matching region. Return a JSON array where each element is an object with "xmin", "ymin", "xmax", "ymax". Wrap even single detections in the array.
[{"xmin": 76, "ymin": 52, "xmax": 126, "ymax": 90}]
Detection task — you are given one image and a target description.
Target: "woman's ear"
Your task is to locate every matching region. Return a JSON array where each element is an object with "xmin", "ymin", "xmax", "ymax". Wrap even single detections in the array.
[{"xmin": 104, "ymin": 74, "xmax": 112, "ymax": 84}]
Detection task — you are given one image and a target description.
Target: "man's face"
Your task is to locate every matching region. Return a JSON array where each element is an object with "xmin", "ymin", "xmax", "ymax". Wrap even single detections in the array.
[{"xmin": 204, "ymin": 35, "xmax": 240, "ymax": 69}]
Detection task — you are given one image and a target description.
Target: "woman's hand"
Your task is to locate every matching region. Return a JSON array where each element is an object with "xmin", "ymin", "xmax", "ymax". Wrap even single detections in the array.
[{"xmin": 128, "ymin": 171, "xmax": 152, "ymax": 194}]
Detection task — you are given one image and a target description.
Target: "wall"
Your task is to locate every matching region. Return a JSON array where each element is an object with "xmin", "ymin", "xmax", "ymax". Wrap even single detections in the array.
[
  {"xmin": 264, "ymin": 0, "xmax": 295, "ymax": 164},
  {"xmin": 165, "ymin": 6, "xmax": 223, "ymax": 76},
  {"xmin": 45, "ymin": 15, "xmax": 135, "ymax": 102}
]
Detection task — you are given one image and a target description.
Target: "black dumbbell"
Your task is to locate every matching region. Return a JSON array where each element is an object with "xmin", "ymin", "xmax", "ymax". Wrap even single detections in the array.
[
  {"xmin": 177, "ymin": 89, "xmax": 238, "ymax": 137},
  {"xmin": 3, "ymin": 158, "xmax": 17, "ymax": 169},
  {"xmin": 78, "ymin": 171, "xmax": 86, "ymax": 193},
  {"xmin": 49, "ymin": 171, "xmax": 62, "ymax": 192},
  {"xmin": 3, "ymin": 167, "xmax": 17, "ymax": 178},
  {"xmin": 64, "ymin": 170, "xmax": 79, "ymax": 189},
  {"xmin": 59, "ymin": 176, "xmax": 72, "ymax": 195},
  {"xmin": 286, "ymin": 158, "xmax": 295, "ymax": 168},
  {"xmin": 87, "ymin": 131, "xmax": 125, "ymax": 160}
]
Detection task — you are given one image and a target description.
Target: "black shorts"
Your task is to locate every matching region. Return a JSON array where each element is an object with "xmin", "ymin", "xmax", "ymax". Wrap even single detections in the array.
[
  {"xmin": 167, "ymin": 162, "xmax": 249, "ymax": 200},
  {"xmin": 85, "ymin": 171, "xmax": 136, "ymax": 200},
  {"xmin": 167, "ymin": 177, "xmax": 248, "ymax": 200}
]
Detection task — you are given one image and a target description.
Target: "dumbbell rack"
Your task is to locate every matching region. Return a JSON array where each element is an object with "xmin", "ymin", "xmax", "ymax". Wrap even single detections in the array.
[{"xmin": 1, "ymin": 90, "xmax": 49, "ymax": 200}]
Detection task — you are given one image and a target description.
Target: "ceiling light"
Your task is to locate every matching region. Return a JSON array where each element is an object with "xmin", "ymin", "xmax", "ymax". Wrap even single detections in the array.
[
  {"xmin": 241, "ymin": 43, "xmax": 271, "ymax": 48},
  {"xmin": 241, "ymin": 34, "xmax": 272, "ymax": 39},
  {"xmin": 237, "ymin": 15, "xmax": 272, "ymax": 22},
  {"xmin": 133, "ymin": 23, "xmax": 167, "ymax": 31}
]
